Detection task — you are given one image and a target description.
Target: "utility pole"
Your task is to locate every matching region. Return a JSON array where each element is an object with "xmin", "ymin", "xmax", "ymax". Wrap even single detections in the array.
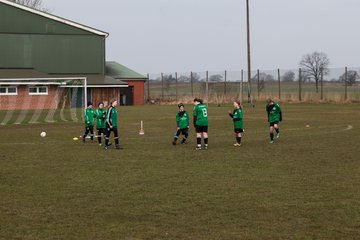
[{"xmin": 246, "ymin": 0, "xmax": 252, "ymax": 103}]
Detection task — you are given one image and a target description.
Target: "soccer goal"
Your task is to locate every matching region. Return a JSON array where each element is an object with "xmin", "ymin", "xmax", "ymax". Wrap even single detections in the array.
[{"xmin": 0, "ymin": 77, "xmax": 87, "ymax": 125}]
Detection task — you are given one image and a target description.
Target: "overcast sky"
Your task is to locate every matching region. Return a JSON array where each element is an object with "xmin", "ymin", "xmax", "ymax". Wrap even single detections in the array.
[{"xmin": 45, "ymin": 0, "xmax": 360, "ymax": 74}]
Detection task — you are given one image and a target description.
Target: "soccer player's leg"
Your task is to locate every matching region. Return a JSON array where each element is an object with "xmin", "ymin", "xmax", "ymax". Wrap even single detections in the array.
[
  {"xmin": 181, "ymin": 128, "xmax": 188, "ymax": 144},
  {"xmin": 269, "ymin": 123, "xmax": 275, "ymax": 143},
  {"xmin": 173, "ymin": 129, "xmax": 181, "ymax": 145},
  {"xmin": 97, "ymin": 128, "xmax": 103, "ymax": 145},
  {"xmin": 234, "ymin": 129, "xmax": 242, "ymax": 146},
  {"xmin": 89, "ymin": 126, "xmax": 94, "ymax": 142},
  {"xmin": 113, "ymin": 127, "xmax": 120, "ymax": 149},
  {"xmin": 203, "ymin": 126, "xmax": 208, "ymax": 150},
  {"xmin": 82, "ymin": 127, "xmax": 89, "ymax": 142},
  {"xmin": 195, "ymin": 126, "xmax": 202, "ymax": 150},
  {"xmin": 104, "ymin": 127, "xmax": 110, "ymax": 149},
  {"xmin": 274, "ymin": 122, "xmax": 280, "ymax": 139}
]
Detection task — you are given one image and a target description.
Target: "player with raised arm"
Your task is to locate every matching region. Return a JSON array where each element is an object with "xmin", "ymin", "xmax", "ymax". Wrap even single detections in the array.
[
  {"xmin": 266, "ymin": 98, "xmax": 282, "ymax": 144},
  {"xmin": 172, "ymin": 103, "xmax": 190, "ymax": 145},
  {"xmin": 104, "ymin": 99, "xmax": 120, "ymax": 150},
  {"xmin": 193, "ymin": 98, "xmax": 209, "ymax": 150},
  {"xmin": 228, "ymin": 100, "xmax": 244, "ymax": 147}
]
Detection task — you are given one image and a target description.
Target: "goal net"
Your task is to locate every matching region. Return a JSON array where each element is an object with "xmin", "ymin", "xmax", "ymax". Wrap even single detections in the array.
[{"xmin": 0, "ymin": 77, "xmax": 87, "ymax": 125}]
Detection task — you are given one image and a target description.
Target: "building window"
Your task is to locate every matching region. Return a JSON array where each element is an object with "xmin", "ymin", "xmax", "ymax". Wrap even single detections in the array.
[
  {"xmin": 29, "ymin": 86, "xmax": 48, "ymax": 95},
  {"xmin": 0, "ymin": 86, "xmax": 18, "ymax": 95}
]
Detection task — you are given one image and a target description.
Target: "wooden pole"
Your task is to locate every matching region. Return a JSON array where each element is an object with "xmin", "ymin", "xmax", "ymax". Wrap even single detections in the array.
[
  {"xmin": 299, "ymin": 68, "xmax": 302, "ymax": 102},
  {"xmin": 175, "ymin": 72, "xmax": 178, "ymax": 102},
  {"xmin": 246, "ymin": 0, "xmax": 252, "ymax": 103},
  {"xmin": 277, "ymin": 69, "xmax": 281, "ymax": 100}
]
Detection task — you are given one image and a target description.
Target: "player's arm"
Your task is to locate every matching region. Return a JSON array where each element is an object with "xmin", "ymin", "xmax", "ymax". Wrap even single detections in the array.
[
  {"xmin": 106, "ymin": 108, "xmax": 113, "ymax": 128},
  {"xmin": 176, "ymin": 113, "xmax": 180, "ymax": 129},
  {"xmin": 193, "ymin": 108, "xmax": 197, "ymax": 127}
]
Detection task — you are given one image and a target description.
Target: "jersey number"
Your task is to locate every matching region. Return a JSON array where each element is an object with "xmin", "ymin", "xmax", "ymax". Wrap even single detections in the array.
[{"xmin": 202, "ymin": 108, "xmax": 208, "ymax": 117}]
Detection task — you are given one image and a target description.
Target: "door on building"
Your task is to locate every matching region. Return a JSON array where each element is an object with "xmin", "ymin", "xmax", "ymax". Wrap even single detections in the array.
[{"xmin": 120, "ymin": 87, "xmax": 133, "ymax": 105}]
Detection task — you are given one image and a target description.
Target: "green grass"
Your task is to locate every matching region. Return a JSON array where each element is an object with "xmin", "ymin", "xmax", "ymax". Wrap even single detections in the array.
[{"xmin": 1, "ymin": 103, "xmax": 360, "ymax": 239}]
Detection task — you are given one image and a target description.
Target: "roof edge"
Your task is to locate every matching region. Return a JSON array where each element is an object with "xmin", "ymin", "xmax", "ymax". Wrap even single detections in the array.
[{"xmin": 0, "ymin": 0, "xmax": 109, "ymax": 37}]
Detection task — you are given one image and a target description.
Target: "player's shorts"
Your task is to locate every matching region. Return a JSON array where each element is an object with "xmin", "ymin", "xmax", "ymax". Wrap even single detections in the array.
[
  {"xmin": 178, "ymin": 128, "xmax": 188, "ymax": 135},
  {"xmin": 234, "ymin": 128, "xmax": 244, "ymax": 133},
  {"xmin": 269, "ymin": 121, "xmax": 279, "ymax": 127},
  {"xmin": 195, "ymin": 125, "xmax": 208, "ymax": 133}
]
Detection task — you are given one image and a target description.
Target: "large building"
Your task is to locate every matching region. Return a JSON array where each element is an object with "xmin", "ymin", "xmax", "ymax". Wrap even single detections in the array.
[{"xmin": 0, "ymin": 0, "xmax": 146, "ymax": 110}]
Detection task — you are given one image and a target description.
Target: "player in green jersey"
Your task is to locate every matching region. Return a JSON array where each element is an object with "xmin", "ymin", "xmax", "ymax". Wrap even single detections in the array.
[
  {"xmin": 228, "ymin": 101, "xmax": 244, "ymax": 147},
  {"xmin": 172, "ymin": 103, "xmax": 190, "ymax": 145},
  {"xmin": 104, "ymin": 99, "xmax": 120, "ymax": 150},
  {"xmin": 193, "ymin": 98, "xmax": 209, "ymax": 150},
  {"xmin": 95, "ymin": 102, "xmax": 106, "ymax": 146},
  {"xmin": 82, "ymin": 101, "xmax": 95, "ymax": 143},
  {"xmin": 266, "ymin": 98, "xmax": 282, "ymax": 143}
]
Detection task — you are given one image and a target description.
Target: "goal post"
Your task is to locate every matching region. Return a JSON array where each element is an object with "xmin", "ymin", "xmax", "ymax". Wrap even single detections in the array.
[{"xmin": 0, "ymin": 77, "xmax": 87, "ymax": 125}]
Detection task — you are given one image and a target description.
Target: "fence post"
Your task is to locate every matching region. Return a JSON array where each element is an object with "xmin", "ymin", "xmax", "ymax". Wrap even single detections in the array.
[
  {"xmin": 190, "ymin": 71, "xmax": 194, "ymax": 97},
  {"xmin": 206, "ymin": 70, "xmax": 209, "ymax": 103},
  {"xmin": 277, "ymin": 69, "xmax": 281, "ymax": 100},
  {"xmin": 345, "ymin": 66, "xmax": 348, "ymax": 101},
  {"xmin": 257, "ymin": 69, "xmax": 260, "ymax": 100},
  {"xmin": 241, "ymin": 69, "xmax": 244, "ymax": 103},
  {"xmin": 320, "ymin": 67, "xmax": 323, "ymax": 100},
  {"xmin": 299, "ymin": 68, "xmax": 302, "ymax": 102},
  {"xmin": 224, "ymin": 70, "xmax": 227, "ymax": 97},
  {"xmin": 161, "ymin": 72, "xmax": 164, "ymax": 100},
  {"xmin": 147, "ymin": 73, "xmax": 150, "ymax": 103},
  {"xmin": 175, "ymin": 72, "xmax": 178, "ymax": 103}
]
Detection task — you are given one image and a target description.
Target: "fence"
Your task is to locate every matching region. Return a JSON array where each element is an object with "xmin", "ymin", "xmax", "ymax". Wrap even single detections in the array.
[{"xmin": 145, "ymin": 67, "xmax": 360, "ymax": 104}]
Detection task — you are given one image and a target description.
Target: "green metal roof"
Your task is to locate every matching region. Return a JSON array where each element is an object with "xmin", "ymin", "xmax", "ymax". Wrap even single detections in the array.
[{"xmin": 106, "ymin": 61, "xmax": 147, "ymax": 80}]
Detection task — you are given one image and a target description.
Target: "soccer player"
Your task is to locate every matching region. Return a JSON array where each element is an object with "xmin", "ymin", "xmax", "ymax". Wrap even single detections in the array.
[
  {"xmin": 104, "ymin": 99, "xmax": 120, "ymax": 150},
  {"xmin": 228, "ymin": 100, "xmax": 244, "ymax": 147},
  {"xmin": 172, "ymin": 103, "xmax": 189, "ymax": 145},
  {"xmin": 193, "ymin": 98, "xmax": 209, "ymax": 150},
  {"xmin": 266, "ymin": 98, "xmax": 282, "ymax": 143},
  {"xmin": 82, "ymin": 101, "xmax": 95, "ymax": 143},
  {"xmin": 94, "ymin": 102, "xmax": 106, "ymax": 146}
]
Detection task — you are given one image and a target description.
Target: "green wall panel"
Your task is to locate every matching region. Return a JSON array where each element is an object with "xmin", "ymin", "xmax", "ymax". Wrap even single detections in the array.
[{"xmin": 0, "ymin": 34, "xmax": 105, "ymax": 74}]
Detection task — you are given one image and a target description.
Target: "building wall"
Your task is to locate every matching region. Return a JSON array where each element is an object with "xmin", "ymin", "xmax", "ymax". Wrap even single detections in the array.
[
  {"xmin": 123, "ymin": 81, "xmax": 145, "ymax": 105},
  {"xmin": 0, "ymin": 2, "xmax": 105, "ymax": 74},
  {"xmin": 0, "ymin": 86, "xmax": 60, "ymax": 110},
  {"xmin": 91, "ymin": 87, "xmax": 121, "ymax": 107}
]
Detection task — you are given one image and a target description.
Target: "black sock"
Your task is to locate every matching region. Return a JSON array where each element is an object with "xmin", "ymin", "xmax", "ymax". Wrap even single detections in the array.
[
  {"xmin": 173, "ymin": 136, "xmax": 178, "ymax": 142},
  {"xmin": 236, "ymin": 137, "xmax": 241, "ymax": 144},
  {"xmin": 197, "ymin": 137, "xmax": 201, "ymax": 145},
  {"xmin": 270, "ymin": 133, "xmax": 274, "ymax": 140},
  {"xmin": 204, "ymin": 138, "xmax": 208, "ymax": 145},
  {"xmin": 275, "ymin": 128, "xmax": 279, "ymax": 134}
]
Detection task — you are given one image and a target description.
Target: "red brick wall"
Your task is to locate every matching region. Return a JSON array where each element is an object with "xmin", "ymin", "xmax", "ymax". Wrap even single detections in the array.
[
  {"xmin": 123, "ymin": 80, "xmax": 145, "ymax": 105},
  {"xmin": 0, "ymin": 86, "xmax": 60, "ymax": 110}
]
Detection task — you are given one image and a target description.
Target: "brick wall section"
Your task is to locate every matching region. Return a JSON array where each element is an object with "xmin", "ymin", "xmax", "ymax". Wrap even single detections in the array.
[
  {"xmin": 123, "ymin": 80, "xmax": 145, "ymax": 105},
  {"xmin": 0, "ymin": 86, "xmax": 59, "ymax": 110}
]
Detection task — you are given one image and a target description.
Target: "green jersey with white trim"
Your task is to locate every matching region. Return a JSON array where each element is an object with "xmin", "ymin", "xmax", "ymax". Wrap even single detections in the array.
[
  {"xmin": 231, "ymin": 108, "xmax": 243, "ymax": 129},
  {"xmin": 193, "ymin": 104, "xmax": 208, "ymax": 126},
  {"xmin": 84, "ymin": 108, "xmax": 94, "ymax": 127},
  {"xmin": 266, "ymin": 102, "xmax": 282, "ymax": 123}
]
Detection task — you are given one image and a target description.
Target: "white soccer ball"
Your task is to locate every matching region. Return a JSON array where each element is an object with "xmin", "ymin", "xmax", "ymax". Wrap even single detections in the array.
[{"xmin": 40, "ymin": 131, "xmax": 46, "ymax": 137}]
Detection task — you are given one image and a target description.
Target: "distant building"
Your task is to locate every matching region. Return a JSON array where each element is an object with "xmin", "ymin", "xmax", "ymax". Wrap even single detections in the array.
[{"xmin": 0, "ymin": 0, "xmax": 146, "ymax": 110}]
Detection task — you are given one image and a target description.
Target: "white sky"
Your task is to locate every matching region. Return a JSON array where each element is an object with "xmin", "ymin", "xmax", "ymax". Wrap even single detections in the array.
[{"xmin": 45, "ymin": 0, "xmax": 360, "ymax": 74}]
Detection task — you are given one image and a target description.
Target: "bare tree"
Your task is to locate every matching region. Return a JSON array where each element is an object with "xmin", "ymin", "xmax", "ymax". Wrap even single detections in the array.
[
  {"xmin": 299, "ymin": 51, "xmax": 330, "ymax": 92},
  {"xmin": 282, "ymin": 71, "xmax": 295, "ymax": 82},
  {"xmin": 9, "ymin": 0, "xmax": 48, "ymax": 12},
  {"xmin": 339, "ymin": 70, "xmax": 359, "ymax": 86}
]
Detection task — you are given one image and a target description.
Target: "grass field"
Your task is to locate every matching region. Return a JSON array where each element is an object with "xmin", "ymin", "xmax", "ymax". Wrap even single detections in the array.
[{"xmin": 1, "ymin": 103, "xmax": 360, "ymax": 239}]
